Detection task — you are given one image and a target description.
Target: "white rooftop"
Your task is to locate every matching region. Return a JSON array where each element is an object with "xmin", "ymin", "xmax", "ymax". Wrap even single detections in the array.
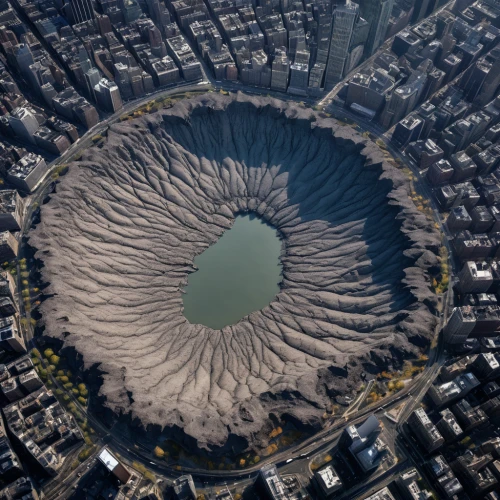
[{"xmin": 98, "ymin": 448, "xmax": 118, "ymax": 471}]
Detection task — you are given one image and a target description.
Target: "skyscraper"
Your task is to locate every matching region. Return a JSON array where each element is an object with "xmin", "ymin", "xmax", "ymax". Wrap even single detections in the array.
[
  {"xmin": 324, "ymin": 0, "xmax": 359, "ymax": 88},
  {"xmin": 67, "ymin": 0, "xmax": 95, "ymax": 25},
  {"xmin": 8, "ymin": 107, "xmax": 40, "ymax": 144},
  {"xmin": 360, "ymin": 0, "xmax": 395, "ymax": 57},
  {"xmin": 94, "ymin": 79, "xmax": 123, "ymax": 112}
]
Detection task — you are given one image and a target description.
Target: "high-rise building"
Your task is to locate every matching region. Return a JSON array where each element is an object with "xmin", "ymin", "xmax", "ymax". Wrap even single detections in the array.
[
  {"xmin": 436, "ymin": 409, "xmax": 463, "ymax": 442},
  {"xmin": 94, "ymin": 79, "xmax": 123, "ymax": 113},
  {"xmin": 411, "ymin": 0, "xmax": 434, "ymax": 23},
  {"xmin": 85, "ymin": 68, "xmax": 100, "ymax": 101},
  {"xmin": 324, "ymin": 0, "xmax": 359, "ymax": 87},
  {"xmin": 13, "ymin": 44, "xmax": 34, "ymax": 77},
  {"xmin": 288, "ymin": 50, "xmax": 309, "ymax": 96},
  {"xmin": 0, "ymin": 377, "xmax": 23, "ymax": 402},
  {"xmin": 458, "ymin": 261, "xmax": 493, "ymax": 294},
  {"xmin": 8, "ymin": 107, "xmax": 39, "ymax": 145},
  {"xmin": 408, "ymin": 408, "xmax": 445, "ymax": 453},
  {"xmin": 360, "ymin": 0, "xmax": 395, "ymax": 57},
  {"xmin": 379, "ymin": 73, "xmax": 427, "ymax": 129},
  {"xmin": 346, "ymin": 16, "xmax": 369, "ymax": 74},
  {"xmin": 258, "ymin": 464, "xmax": 288, "ymax": 500},
  {"xmin": 314, "ymin": 465, "xmax": 343, "ymax": 498},
  {"xmin": 444, "ymin": 307, "xmax": 477, "ymax": 344},
  {"xmin": 18, "ymin": 369, "xmax": 43, "ymax": 393},
  {"xmin": 0, "ymin": 317, "xmax": 25, "ymax": 353},
  {"xmin": 271, "ymin": 48, "xmax": 289, "ymax": 92},
  {"xmin": 471, "ymin": 353, "xmax": 500, "ymax": 380},
  {"xmin": 67, "ymin": 0, "xmax": 95, "ymax": 25},
  {"xmin": 477, "ymin": 53, "xmax": 500, "ymax": 107}
]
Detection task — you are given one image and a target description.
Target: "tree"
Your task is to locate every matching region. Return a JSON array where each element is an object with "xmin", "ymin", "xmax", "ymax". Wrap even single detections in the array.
[
  {"xmin": 144, "ymin": 471, "xmax": 155, "ymax": 482},
  {"xmin": 78, "ymin": 447, "xmax": 91, "ymax": 461},
  {"xmin": 64, "ymin": 382, "xmax": 73, "ymax": 390},
  {"xmin": 78, "ymin": 397, "xmax": 87, "ymax": 405},
  {"xmin": 153, "ymin": 446, "xmax": 165, "ymax": 458},
  {"xmin": 49, "ymin": 355, "xmax": 60, "ymax": 365},
  {"xmin": 44, "ymin": 348, "xmax": 54, "ymax": 359},
  {"xmin": 57, "ymin": 370, "xmax": 65, "ymax": 377},
  {"xmin": 59, "ymin": 376, "xmax": 69, "ymax": 383},
  {"xmin": 269, "ymin": 427, "xmax": 282, "ymax": 439},
  {"xmin": 395, "ymin": 381, "xmax": 405, "ymax": 390}
]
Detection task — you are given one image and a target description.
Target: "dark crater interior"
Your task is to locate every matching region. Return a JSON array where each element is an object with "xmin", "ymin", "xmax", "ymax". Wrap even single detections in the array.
[{"xmin": 29, "ymin": 93, "xmax": 440, "ymax": 452}]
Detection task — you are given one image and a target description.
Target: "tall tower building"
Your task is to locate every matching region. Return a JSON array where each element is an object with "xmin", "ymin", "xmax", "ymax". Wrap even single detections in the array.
[
  {"xmin": 324, "ymin": 0, "xmax": 359, "ymax": 88},
  {"xmin": 67, "ymin": 0, "xmax": 95, "ymax": 24},
  {"xmin": 360, "ymin": 0, "xmax": 395, "ymax": 57},
  {"xmin": 94, "ymin": 79, "xmax": 123, "ymax": 113},
  {"xmin": 8, "ymin": 107, "xmax": 40, "ymax": 144},
  {"xmin": 85, "ymin": 68, "xmax": 100, "ymax": 100}
]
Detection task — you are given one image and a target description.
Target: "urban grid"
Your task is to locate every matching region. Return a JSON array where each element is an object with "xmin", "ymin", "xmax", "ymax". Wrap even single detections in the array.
[{"xmin": 0, "ymin": 0, "xmax": 498, "ymax": 498}]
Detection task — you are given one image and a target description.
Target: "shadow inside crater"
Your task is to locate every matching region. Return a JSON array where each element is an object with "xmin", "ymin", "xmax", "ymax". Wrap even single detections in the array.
[{"xmin": 160, "ymin": 102, "xmax": 417, "ymax": 328}]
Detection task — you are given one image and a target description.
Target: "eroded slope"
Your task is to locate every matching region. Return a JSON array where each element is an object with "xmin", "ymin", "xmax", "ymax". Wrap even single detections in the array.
[{"xmin": 30, "ymin": 94, "xmax": 440, "ymax": 451}]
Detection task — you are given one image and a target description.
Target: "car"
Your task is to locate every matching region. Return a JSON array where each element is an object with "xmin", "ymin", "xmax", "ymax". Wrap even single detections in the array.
[
  {"xmin": 286, "ymin": 459, "xmax": 293, "ymax": 464},
  {"xmin": 77, "ymin": 473, "xmax": 82, "ymax": 478}
]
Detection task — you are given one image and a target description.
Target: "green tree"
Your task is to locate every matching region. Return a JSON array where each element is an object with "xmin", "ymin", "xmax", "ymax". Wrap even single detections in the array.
[
  {"xmin": 49, "ymin": 355, "xmax": 60, "ymax": 365},
  {"xmin": 44, "ymin": 348, "xmax": 54, "ymax": 359}
]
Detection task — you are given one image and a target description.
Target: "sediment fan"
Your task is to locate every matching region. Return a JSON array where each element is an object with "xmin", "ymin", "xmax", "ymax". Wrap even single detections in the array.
[{"xmin": 30, "ymin": 93, "xmax": 439, "ymax": 452}]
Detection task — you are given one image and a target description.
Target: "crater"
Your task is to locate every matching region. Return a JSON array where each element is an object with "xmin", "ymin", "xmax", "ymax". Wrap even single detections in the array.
[{"xmin": 29, "ymin": 93, "xmax": 440, "ymax": 452}]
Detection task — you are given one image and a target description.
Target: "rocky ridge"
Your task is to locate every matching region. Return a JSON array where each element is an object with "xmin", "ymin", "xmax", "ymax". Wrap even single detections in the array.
[{"xmin": 30, "ymin": 93, "xmax": 440, "ymax": 451}]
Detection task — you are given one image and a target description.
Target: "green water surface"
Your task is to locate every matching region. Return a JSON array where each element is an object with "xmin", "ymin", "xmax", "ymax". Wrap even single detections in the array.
[{"xmin": 182, "ymin": 214, "xmax": 283, "ymax": 329}]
